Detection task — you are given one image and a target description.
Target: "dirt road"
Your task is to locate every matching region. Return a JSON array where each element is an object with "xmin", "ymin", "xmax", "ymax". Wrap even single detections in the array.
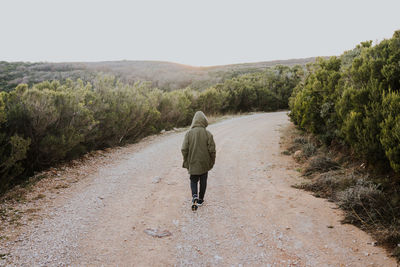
[{"xmin": 0, "ymin": 112, "xmax": 397, "ymax": 266}]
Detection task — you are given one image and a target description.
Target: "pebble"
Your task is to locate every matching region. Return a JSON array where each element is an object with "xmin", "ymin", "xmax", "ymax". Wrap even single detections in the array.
[
  {"xmin": 152, "ymin": 176, "xmax": 162, "ymax": 184},
  {"xmin": 144, "ymin": 228, "xmax": 172, "ymax": 238}
]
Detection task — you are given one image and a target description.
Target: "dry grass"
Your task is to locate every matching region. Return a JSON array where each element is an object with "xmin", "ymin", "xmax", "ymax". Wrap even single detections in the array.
[{"xmin": 303, "ymin": 156, "xmax": 340, "ymax": 176}]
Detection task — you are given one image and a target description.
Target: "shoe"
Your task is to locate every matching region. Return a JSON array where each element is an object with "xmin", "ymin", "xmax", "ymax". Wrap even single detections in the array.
[
  {"xmin": 191, "ymin": 196, "xmax": 198, "ymax": 211},
  {"xmin": 197, "ymin": 199, "xmax": 204, "ymax": 206}
]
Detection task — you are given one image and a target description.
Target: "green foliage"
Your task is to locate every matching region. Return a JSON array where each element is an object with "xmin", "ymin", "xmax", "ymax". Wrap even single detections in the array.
[
  {"xmin": 0, "ymin": 59, "xmax": 316, "ymax": 93},
  {"xmin": 216, "ymin": 65, "xmax": 303, "ymax": 113},
  {"xmin": 157, "ymin": 88, "xmax": 195, "ymax": 130},
  {"xmin": 85, "ymin": 77, "xmax": 160, "ymax": 148},
  {"xmin": 0, "ymin": 63, "xmax": 302, "ymax": 194},
  {"xmin": 290, "ymin": 30, "xmax": 400, "ymax": 172},
  {"xmin": 289, "ymin": 57, "xmax": 342, "ymax": 143},
  {"xmin": 196, "ymin": 87, "xmax": 229, "ymax": 115},
  {"xmin": 380, "ymin": 91, "xmax": 400, "ymax": 172},
  {"xmin": 0, "ymin": 93, "xmax": 31, "ymax": 192}
]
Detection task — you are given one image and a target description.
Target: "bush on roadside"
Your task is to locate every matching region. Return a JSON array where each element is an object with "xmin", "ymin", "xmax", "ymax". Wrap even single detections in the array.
[
  {"xmin": 303, "ymin": 155, "xmax": 340, "ymax": 176},
  {"xmin": 380, "ymin": 91, "xmax": 400, "ymax": 172},
  {"xmin": 297, "ymin": 170, "xmax": 357, "ymax": 199},
  {"xmin": 0, "ymin": 92, "xmax": 31, "ymax": 192},
  {"xmin": 85, "ymin": 77, "xmax": 160, "ymax": 148},
  {"xmin": 289, "ymin": 57, "xmax": 342, "ymax": 144},
  {"xmin": 196, "ymin": 87, "xmax": 229, "ymax": 115},
  {"xmin": 290, "ymin": 30, "xmax": 400, "ymax": 174},
  {"xmin": 337, "ymin": 179, "xmax": 400, "ymax": 251},
  {"xmin": 157, "ymin": 88, "xmax": 196, "ymax": 130},
  {"xmin": 302, "ymin": 142, "xmax": 316, "ymax": 158}
]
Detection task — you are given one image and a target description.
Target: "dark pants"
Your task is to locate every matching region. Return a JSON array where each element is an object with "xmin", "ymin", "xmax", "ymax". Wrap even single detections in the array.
[{"xmin": 190, "ymin": 172, "xmax": 208, "ymax": 200}]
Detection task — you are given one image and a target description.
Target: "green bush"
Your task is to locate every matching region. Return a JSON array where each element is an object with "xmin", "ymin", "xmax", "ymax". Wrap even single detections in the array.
[
  {"xmin": 85, "ymin": 77, "xmax": 160, "ymax": 148},
  {"xmin": 157, "ymin": 88, "xmax": 195, "ymax": 130},
  {"xmin": 380, "ymin": 91, "xmax": 400, "ymax": 172},
  {"xmin": 290, "ymin": 30, "xmax": 400, "ymax": 173},
  {"xmin": 289, "ymin": 57, "xmax": 342, "ymax": 143},
  {"xmin": 196, "ymin": 87, "xmax": 228, "ymax": 115},
  {"xmin": 0, "ymin": 93, "xmax": 31, "ymax": 192}
]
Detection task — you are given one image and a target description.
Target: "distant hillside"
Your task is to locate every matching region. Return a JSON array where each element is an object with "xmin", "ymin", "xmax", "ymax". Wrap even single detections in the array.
[{"xmin": 0, "ymin": 57, "xmax": 317, "ymax": 92}]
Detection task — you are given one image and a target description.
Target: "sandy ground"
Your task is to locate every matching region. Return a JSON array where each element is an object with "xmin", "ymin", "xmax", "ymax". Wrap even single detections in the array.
[{"xmin": 0, "ymin": 112, "xmax": 397, "ymax": 266}]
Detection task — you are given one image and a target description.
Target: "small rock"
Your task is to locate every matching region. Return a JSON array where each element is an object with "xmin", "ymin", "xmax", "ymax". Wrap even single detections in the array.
[
  {"xmin": 144, "ymin": 228, "xmax": 172, "ymax": 238},
  {"xmin": 152, "ymin": 177, "xmax": 161, "ymax": 184},
  {"xmin": 327, "ymin": 225, "xmax": 334, "ymax": 228}
]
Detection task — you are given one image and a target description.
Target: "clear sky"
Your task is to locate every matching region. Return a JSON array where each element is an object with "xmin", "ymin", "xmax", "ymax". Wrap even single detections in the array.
[{"xmin": 1, "ymin": 0, "xmax": 399, "ymax": 66}]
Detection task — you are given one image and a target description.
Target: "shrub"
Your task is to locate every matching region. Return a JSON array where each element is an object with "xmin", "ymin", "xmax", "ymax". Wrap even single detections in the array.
[
  {"xmin": 298, "ymin": 170, "xmax": 357, "ymax": 199},
  {"xmin": 196, "ymin": 87, "xmax": 228, "ymax": 115},
  {"xmin": 337, "ymin": 179, "xmax": 399, "ymax": 232},
  {"xmin": 289, "ymin": 57, "xmax": 342, "ymax": 143},
  {"xmin": 293, "ymin": 136, "xmax": 307, "ymax": 145},
  {"xmin": 0, "ymin": 93, "xmax": 31, "ymax": 192},
  {"xmin": 380, "ymin": 91, "xmax": 400, "ymax": 172},
  {"xmin": 290, "ymin": 30, "xmax": 400, "ymax": 173},
  {"xmin": 85, "ymin": 77, "xmax": 160, "ymax": 148},
  {"xmin": 302, "ymin": 142, "xmax": 316, "ymax": 158},
  {"xmin": 303, "ymin": 156, "xmax": 340, "ymax": 176},
  {"xmin": 157, "ymin": 88, "xmax": 195, "ymax": 130}
]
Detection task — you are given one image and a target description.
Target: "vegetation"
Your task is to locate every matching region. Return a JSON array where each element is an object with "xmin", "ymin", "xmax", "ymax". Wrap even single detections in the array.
[
  {"xmin": 285, "ymin": 129, "xmax": 400, "ymax": 261},
  {"xmin": 288, "ymin": 30, "xmax": 400, "ymax": 260},
  {"xmin": 0, "ymin": 58, "xmax": 316, "ymax": 93},
  {"xmin": 0, "ymin": 64, "xmax": 303, "ymax": 194},
  {"xmin": 290, "ymin": 30, "xmax": 400, "ymax": 173}
]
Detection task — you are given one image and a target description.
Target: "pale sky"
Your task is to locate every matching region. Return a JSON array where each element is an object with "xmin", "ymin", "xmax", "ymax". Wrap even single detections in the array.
[{"xmin": 1, "ymin": 0, "xmax": 399, "ymax": 66}]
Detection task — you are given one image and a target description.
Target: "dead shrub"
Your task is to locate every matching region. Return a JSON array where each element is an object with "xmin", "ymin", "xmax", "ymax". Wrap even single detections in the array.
[
  {"xmin": 303, "ymin": 156, "xmax": 340, "ymax": 176},
  {"xmin": 337, "ymin": 179, "xmax": 400, "ymax": 251},
  {"xmin": 302, "ymin": 142, "xmax": 316, "ymax": 158},
  {"xmin": 298, "ymin": 170, "xmax": 357, "ymax": 199},
  {"xmin": 294, "ymin": 136, "xmax": 307, "ymax": 145}
]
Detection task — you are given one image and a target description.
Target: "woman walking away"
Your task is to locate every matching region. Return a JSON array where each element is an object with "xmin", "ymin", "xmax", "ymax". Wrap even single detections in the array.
[{"xmin": 181, "ymin": 111, "xmax": 216, "ymax": 211}]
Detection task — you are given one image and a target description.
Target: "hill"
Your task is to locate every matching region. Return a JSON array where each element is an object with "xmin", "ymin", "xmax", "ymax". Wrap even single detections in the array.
[{"xmin": 0, "ymin": 57, "xmax": 317, "ymax": 92}]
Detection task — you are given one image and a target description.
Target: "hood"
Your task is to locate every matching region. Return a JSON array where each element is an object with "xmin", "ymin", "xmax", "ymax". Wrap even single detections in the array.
[{"xmin": 190, "ymin": 111, "xmax": 208, "ymax": 128}]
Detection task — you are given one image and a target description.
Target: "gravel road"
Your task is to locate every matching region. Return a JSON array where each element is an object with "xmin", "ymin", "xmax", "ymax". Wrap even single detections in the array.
[{"xmin": 0, "ymin": 112, "xmax": 397, "ymax": 266}]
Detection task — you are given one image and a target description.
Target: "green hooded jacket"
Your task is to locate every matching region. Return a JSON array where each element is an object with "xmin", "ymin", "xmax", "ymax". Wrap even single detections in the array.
[{"xmin": 181, "ymin": 111, "xmax": 216, "ymax": 175}]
